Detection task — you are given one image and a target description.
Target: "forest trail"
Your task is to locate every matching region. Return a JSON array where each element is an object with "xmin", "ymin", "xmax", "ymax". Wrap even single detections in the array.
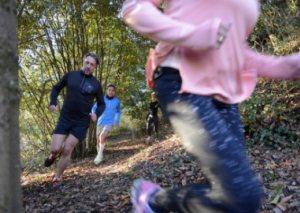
[{"xmin": 22, "ymin": 133, "xmax": 300, "ymax": 213}]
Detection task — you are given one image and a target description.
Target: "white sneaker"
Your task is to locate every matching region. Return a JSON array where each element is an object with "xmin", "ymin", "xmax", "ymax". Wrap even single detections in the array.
[{"xmin": 94, "ymin": 153, "xmax": 103, "ymax": 165}]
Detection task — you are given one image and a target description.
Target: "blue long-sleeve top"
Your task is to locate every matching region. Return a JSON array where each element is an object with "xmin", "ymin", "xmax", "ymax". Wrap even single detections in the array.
[{"xmin": 92, "ymin": 96, "xmax": 121, "ymax": 125}]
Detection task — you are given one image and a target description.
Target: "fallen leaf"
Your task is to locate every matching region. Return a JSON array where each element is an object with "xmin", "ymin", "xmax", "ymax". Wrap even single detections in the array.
[
  {"xmin": 185, "ymin": 171, "xmax": 193, "ymax": 176},
  {"xmin": 269, "ymin": 187, "xmax": 282, "ymax": 205},
  {"xmin": 182, "ymin": 177, "xmax": 187, "ymax": 186},
  {"xmin": 121, "ymin": 195, "xmax": 129, "ymax": 201},
  {"xmin": 179, "ymin": 167, "xmax": 188, "ymax": 171},
  {"xmin": 280, "ymin": 195, "xmax": 293, "ymax": 204}
]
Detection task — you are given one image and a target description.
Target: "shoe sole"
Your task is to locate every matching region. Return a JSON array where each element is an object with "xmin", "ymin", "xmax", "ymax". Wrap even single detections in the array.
[
  {"xmin": 45, "ymin": 156, "xmax": 57, "ymax": 167},
  {"xmin": 131, "ymin": 179, "xmax": 144, "ymax": 213},
  {"xmin": 94, "ymin": 159, "xmax": 103, "ymax": 165},
  {"xmin": 94, "ymin": 161, "xmax": 102, "ymax": 165},
  {"xmin": 44, "ymin": 160, "xmax": 54, "ymax": 167}
]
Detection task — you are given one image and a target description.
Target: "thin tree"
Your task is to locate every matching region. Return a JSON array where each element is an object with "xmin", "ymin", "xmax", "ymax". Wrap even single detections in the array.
[{"xmin": 0, "ymin": 0, "xmax": 23, "ymax": 212}]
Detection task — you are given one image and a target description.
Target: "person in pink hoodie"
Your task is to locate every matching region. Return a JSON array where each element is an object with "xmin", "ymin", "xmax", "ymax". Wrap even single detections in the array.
[{"xmin": 122, "ymin": 0, "xmax": 300, "ymax": 212}]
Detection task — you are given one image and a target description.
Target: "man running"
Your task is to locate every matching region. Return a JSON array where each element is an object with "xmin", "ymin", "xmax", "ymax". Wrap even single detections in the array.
[
  {"xmin": 44, "ymin": 53, "xmax": 105, "ymax": 188},
  {"xmin": 92, "ymin": 85, "xmax": 121, "ymax": 165},
  {"xmin": 146, "ymin": 92, "xmax": 160, "ymax": 144}
]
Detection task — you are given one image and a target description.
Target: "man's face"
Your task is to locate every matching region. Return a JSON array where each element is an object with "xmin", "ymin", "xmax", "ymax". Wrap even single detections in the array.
[
  {"xmin": 82, "ymin": 56, "xmax": 97, "ymax": 75},
  {"xmin": 107, "ymin": 87, "xmax": 115, "ymax": 97}
]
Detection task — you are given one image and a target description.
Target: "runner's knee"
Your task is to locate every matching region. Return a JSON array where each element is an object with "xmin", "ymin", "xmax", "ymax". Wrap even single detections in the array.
[
  {"xmin": 100, "ymin": 135, "xmax": 106, "ymax": 142},
  {"xmin": 62, "ymin": 145, "xmax": 74, "ymax": 156},
  {"xmin": 51, "ymin": 146, "xmax": 61, "ymax": 155},
  {"xmin": 100, "ymin": 132, "xmax": 107, "ymax": 142}
]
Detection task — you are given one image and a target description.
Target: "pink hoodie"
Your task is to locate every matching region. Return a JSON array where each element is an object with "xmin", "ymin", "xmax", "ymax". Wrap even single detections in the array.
[{"xmin": 122, "ymin": 0, "xmax": 300, "ymax": 104}]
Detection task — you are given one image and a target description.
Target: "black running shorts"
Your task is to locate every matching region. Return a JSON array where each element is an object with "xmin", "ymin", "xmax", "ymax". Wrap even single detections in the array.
[{"xmin": 53, "ymin": 120, "xmax": 89, "ymax": 141}]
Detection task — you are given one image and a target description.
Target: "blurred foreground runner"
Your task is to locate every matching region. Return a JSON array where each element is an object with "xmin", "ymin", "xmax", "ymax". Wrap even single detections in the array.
[{"xmin": 122, "ymin": 0, "xmax": 300, "ymax": 212}]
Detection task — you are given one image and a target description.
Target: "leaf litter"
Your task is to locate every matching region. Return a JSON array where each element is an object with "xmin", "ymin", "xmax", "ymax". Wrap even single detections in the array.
[{"xmin": 22, "ymin": 133, "xmax": 300, "ymax": 212}]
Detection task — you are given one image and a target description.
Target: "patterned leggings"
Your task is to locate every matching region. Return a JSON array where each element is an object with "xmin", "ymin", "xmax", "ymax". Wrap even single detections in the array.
[
  {"xmin": 147, "ymin": 115, "xmax": 159, "ymax": 136},
  {"xmin": 149, "ymin": 67, "xmax": 261, "ymax": 213}
]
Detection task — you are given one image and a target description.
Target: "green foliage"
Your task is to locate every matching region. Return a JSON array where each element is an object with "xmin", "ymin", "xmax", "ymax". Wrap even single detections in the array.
[
  {"xmin": 240, "ymin": 80, "xmax": 300, "ymax": 148},
  {"xmin": 123, "ymin": 170, "xmax": 134, "ymax": 180},
  {"xmin": 109, "ymin": 116, "xmax": 132, "ymax": 136},
  {"xmin": 152, "ymin": 168, "xmax": 165, "ymax": 177},
  {"xmin": 251, "ymin": 0, "xmax": 300, "ymax": 55},
  {"xmin": 247, "ymin": 127, "xmax": 296, "ymax": 148},
  {"xmin": 240, "ymin": 0, "xmax": 300, "ymax": 148}
]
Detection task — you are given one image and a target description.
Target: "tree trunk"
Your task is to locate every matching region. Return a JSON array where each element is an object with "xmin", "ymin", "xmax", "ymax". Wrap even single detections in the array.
[
  {"xmin": 71, "ymin": 121, "xmax": 97, "ymax": 159},
  {"xmin": 0, "ymin": 0, "xmax": 23, "ymax": 212}
]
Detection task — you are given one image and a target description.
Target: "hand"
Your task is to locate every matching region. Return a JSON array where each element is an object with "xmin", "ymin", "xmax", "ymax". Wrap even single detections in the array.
[
  {"xmin": 215, "ymin": 20, "xmax": 231, "ymax": 49},
  {"xmin": 49, "ymin": 105, "xmax": 58, "ymax": 112},
  {"xmin": 89, "ymin": 113, "xmax": 97, "ymax": 122}
]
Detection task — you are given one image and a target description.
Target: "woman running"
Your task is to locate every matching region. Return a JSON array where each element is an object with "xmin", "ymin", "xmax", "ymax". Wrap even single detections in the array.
[
  {"xmin": 146, "ymin": 92, "xmax": 159, "ymax": 144},
  {"xmin": 122, "ymin": 0, "xmax": 300, "ymax": 212}
]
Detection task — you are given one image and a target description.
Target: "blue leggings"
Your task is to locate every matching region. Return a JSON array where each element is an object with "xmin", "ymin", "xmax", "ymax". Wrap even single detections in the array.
[{"xmin": 149, "ymin": 67, "xmax": 261, "ymax": 213}]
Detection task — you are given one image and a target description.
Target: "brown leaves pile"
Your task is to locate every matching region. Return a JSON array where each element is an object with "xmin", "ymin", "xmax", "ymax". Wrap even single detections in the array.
[{"xmin": 22, "ymin": 133, "xmax": 300, "ymax": 212}]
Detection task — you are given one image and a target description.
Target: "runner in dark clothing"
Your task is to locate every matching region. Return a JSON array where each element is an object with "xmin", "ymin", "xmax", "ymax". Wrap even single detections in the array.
[
  {"xmin": 50, "ymin": 70, "xmax": 105, "ymax": 127},
  {"xmin": 146, "ymin": 92, "xmax": 160, "ymax": 144},
  {"xmin": 44, "ymin": 53, "xmax": 105, "ymax": 188}
]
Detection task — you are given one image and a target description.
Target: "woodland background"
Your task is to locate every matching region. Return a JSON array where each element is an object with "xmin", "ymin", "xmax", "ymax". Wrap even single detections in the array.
[{"xmin": 3, "ymin": 0, "xmax": 300, "ymax": 212}]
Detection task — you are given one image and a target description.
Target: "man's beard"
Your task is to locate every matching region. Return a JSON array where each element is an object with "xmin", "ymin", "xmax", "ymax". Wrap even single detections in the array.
[{"xmin": 84, "ymin": 69, "xmax": 91, "ymax": 74}]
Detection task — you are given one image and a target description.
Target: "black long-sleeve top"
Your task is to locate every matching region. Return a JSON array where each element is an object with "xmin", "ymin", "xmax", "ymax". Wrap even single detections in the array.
[
  {"xmin": 146, "ymin": 101, "xmax": 160, "ymax": 120},
  {"xmin": 150, "ymin": 101, "xmax": 160, "ymax": 116},
  {"xmin": 50, "ymin": 70, "xmax": 106, "ymax": 124}
]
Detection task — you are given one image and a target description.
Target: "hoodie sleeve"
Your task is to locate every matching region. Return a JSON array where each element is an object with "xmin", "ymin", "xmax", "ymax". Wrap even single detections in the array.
[
  {"xmin": 244, "ymin": 46, "xmax": 300, "ymax": 80},
  {"xmin": 50, "ymin": 72, "xmax": 68, "ymax": 106},
  {"xmin": 122, "ymin": 0, "xmax": 221, "ymax": 50},
  {"xmin": 92, "ymin": 102, "xmax": 97, "ymax": 113},
  {"xmin": 115, "ymin": 100, "xmax": 121, "ymax": 125}
]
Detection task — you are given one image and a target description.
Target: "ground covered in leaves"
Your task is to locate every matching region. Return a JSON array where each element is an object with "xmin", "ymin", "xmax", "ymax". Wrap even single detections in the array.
[{"xmin": 22, "ymin": 132, "xmax": 300, "ymax": 213}]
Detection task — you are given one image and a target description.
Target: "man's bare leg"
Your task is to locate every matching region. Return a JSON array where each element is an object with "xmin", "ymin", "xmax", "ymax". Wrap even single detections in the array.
[
  {"xmin": 94, "ymin": 130, "xmax": 109, "ymax": 164},
  {"xmin": 99, "ymin": 130, "xmax": 109, "ymax": 154},
  {"xmin": 99, "ymin": 130, "xmax": 109, "ymax": 144},
  {"xmin": 96, "ymin": 134, "xmax": 100, "ymax": 153},
  {"xmin": 45, "ymin": 134, "xmax": 66, "ymax": 167},
  {"xmin": 51, "ymin": 134, "xmax": 67, "ymax": 156},
  {"xmin": 55, "ymin": 134, "xmax": 79, "ymax": 179}
]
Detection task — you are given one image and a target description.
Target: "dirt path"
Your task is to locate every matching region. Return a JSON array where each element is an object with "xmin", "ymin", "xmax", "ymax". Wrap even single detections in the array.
[{"xmin": 22, "ymin": 133, "xmax": 300, "ymax": 213}]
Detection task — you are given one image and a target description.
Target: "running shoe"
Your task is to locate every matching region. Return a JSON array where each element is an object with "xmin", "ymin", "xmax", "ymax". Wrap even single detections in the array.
[
  {"xmin": 145, "ymin": 136, "xmax": 153, "ymax": 145},
  {"xmin": 131, "ymin": 179, "xmax": 161, "ymax": 213},
  {"xmin": 52, "ymin": 176, "xmax": 64, "ymax": 189},
  {"xmin": 94, "ymin": 153, "xmax": 103, "ymax": 165},
  {"xmin": 44, "ymin": 154, "xmax": 58, "ymax": 167}
]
